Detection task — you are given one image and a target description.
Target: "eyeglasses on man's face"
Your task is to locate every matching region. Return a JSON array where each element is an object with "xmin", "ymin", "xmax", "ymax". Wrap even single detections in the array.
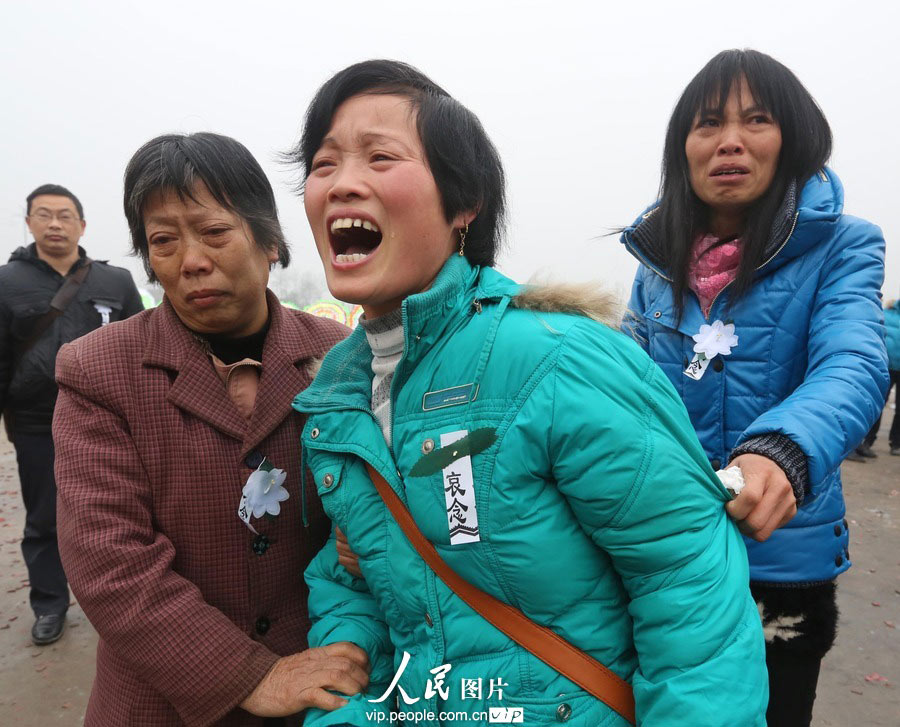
[{"xmin": 29, "ymin": 209, "xmax": 80, "ymax": 224}]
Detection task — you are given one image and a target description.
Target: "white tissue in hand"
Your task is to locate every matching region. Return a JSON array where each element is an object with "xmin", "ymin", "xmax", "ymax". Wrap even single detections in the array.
[{"xmin": 717, "ymin": 466, "xmax": 746, "ymax": 497}]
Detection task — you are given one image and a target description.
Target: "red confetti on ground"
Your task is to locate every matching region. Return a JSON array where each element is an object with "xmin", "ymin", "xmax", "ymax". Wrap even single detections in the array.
[
  {"xmin": 864, "ymin": 673, "xmax": 889, "ymax": 684},
  {"xmin": 872, "ymin": 601, "xmax": 881, "ymax": 607},
  {"xmin": 885, "ymin": 621, "xmax": 896, "ymax": 629}
]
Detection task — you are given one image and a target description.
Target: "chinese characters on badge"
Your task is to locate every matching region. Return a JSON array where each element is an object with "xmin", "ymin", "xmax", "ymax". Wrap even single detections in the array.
[{"xmin": 440, "ymin": 430, "xmax": 480, "ymax": 544}]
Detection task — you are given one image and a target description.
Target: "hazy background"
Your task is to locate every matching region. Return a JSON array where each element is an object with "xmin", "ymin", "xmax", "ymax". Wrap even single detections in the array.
[{"xmin": 2, "ymin": 0, "xmax": 898, "ymax": 308}]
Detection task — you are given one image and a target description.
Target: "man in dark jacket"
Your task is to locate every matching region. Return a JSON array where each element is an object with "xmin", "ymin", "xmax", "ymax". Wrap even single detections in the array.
[{"xmin": 0, "ymin": 184, "xmax": 143, "ymax": 645}]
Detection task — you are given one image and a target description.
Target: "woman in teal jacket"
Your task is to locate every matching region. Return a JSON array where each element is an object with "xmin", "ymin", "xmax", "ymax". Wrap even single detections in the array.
[{"xmin": 289, "ymin": 60, "xmax": 767, "ymax": 726}]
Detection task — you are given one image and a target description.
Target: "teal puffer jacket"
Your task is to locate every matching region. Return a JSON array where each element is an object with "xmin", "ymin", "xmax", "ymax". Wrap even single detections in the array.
[{"xmin": 294, "ymin": 256, "xmax": 767, "ymax": 726}]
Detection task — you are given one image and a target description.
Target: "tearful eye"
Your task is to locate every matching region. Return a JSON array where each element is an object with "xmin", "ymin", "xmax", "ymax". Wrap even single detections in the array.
[{"xmin": 311, "ymin": 158, "xmax": 335, "ymax": 172}]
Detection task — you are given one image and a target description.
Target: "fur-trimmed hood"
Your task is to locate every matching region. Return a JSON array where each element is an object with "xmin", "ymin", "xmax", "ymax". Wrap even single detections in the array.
[
  {"xmin": 306, "ymin": 267, "xmax": 625, "ymax": 386},
  {"xmin": 513, "ymin": 281, "xmax": 623, "ymax": 329}
]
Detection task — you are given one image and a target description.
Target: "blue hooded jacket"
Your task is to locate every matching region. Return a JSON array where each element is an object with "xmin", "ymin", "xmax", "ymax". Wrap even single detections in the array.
[{"xmin": 621, "ymin": 168, "xmax": 888, "ymax": 584}]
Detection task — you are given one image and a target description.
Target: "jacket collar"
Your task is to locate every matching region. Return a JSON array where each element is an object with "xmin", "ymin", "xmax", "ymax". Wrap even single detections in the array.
[
  {"xmin": 10, "ymin": 243, "xmax": 90, "ymax": 275},
  {"xmin": 621, "ymin": 167, "xmax": 844, "ymax": 281},
  {"xmin": 294, "ymin": 255, "xmax": 520, "ymax": 415},
  {"xmin": 144, "ymin": 289, "xmax": 321, "ymax": 455}
]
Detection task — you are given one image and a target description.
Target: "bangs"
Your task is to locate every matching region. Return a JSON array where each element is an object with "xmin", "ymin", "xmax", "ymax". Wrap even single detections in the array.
[
  {"xmin": 658, "ymin": 48, "xmax": 832, "ymax": 324},
  {"xmin": 130, "ymin": 137, "xmax": 240, "ymax": 221},
  {"xmin": 686, "ymin": 51, "xmax": 779, "ymax": 122}
]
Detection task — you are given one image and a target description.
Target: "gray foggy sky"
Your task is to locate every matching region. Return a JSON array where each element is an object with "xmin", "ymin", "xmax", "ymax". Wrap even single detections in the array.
[{"xmin": 2, "ymin": 0, "xmax": 897, "ymax": 304}]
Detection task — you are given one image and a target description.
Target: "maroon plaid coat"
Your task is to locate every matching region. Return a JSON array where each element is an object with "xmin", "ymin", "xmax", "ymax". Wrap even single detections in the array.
[{"xmin": 54, "ymin": 292, "xmax": 347, "ymax": 726}]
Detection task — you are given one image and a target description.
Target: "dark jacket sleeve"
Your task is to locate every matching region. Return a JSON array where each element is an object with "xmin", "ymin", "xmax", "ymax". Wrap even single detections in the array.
[
  {"xmin": 0, "ymin": 292, "xmax": 11, "ymax": 414},
  {"xmin": 119, "ymin": 270, "xmax": 145, "ymax": 318},
  {"xmin": 54, "ymin": 341, "xmax": 278, "ymax": 726},
  {"xmin": 730, "ymin": 432, "xmax": 810, "ymax": 502}
]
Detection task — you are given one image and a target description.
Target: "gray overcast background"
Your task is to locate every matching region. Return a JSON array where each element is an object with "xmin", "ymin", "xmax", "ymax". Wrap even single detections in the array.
[{"xmin": 2, "ymin": 0, "xmax": 897, "ymax": 306}]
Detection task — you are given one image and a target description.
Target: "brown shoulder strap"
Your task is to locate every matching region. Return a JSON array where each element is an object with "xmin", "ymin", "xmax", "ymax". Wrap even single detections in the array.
[
  {"xmin": 15, "ymin": 260, "xmax": 92, "ymax": 358},
  {"xmin": 365, "ymin": 463, "xmax": 636, "ymax": 724}
]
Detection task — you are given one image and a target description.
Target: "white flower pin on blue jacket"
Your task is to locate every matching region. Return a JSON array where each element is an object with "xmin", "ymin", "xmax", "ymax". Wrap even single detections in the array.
[
  {"xmin": 684, "ymin": 320, "xmax": 738, "ymax": 380},
  {"xmin": 238, "ymin": 458, "xmax": 288, "ymax": 533}
]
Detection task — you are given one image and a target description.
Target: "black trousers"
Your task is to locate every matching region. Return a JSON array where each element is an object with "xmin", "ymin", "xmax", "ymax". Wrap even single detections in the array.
[
  {"xmin": 765, "ymin": 646, "xmax": 822, "ymax": 727},
  {"xmin": 863, "ymin": 369, "xmax": 900, "ymax": 448},
  {"xmin": 753, "ymin": 581, "xmax": 837, "ymax": 727},
  {"xmin": 11, "ymin": 431, "xmax": 69, "ymax": 616}
]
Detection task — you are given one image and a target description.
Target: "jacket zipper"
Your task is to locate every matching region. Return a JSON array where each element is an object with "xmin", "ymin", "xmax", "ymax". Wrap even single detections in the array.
[
  {"xmin": 702, "ymin": 210, "xmax": 800, "ymax": 321},
  {"xmin": 630, "ymin": 208, "xmax": 801, "ymax": 320}
]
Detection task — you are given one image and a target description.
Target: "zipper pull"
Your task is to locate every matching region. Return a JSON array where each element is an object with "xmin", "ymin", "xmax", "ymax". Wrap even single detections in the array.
[{"xmin": 471, "ymin": 298, "xmax": 483, "ymax": 314}]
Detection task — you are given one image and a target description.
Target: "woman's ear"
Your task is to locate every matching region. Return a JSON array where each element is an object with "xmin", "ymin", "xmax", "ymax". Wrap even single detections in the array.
[{"xmin": 452, "ymin": 208, "xmax": 478, "ymax": 229}]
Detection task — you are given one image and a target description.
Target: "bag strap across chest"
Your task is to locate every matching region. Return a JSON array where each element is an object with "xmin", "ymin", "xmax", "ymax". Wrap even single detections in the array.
[
  {"xmin": 365, "ymin": 462, "xmax": 636, "ymax": 724},
  {"xmin": 14, "ymin": 259, "xmax": 93, "ymax": 359}
]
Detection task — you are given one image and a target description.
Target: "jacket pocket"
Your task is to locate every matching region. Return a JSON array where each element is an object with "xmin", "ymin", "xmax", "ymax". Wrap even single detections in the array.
[
  {"xmin": 8, "ymin": 303, "xmax": 57, "ymax": 402},
  {"xmin": 309, "ymin": 452, "xmax": 347, "ymax": 523},
  {"xmin": 9, "ymin": 301, "xmax": 51, "ymax": 340},
  {"xmin": 641, "ymin": 307, "xmax": 690, "ymax": 365}
]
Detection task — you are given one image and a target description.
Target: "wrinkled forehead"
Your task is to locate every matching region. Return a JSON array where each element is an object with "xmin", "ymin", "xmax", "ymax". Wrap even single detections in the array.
[
  {"xmin": 142, "ymin": 182, "xmax": 237, "ymax": 225},
  {"xmin": 319, "ymin": 92, "xmax": 420, "ymax": 149}
]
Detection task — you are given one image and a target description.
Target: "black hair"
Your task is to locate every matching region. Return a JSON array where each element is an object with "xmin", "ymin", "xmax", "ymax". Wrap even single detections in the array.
[
  {"xmin": 658, "ymin": 49, "xmax": 832, "ymax": 320},
  {"xmin": 286, "ymin": 59, "xmax": 506, "ymax": 267},
  {"xmin": 124, "ymin": 132, "xmax": 290, "ymax": 282},
  {"xmin": 27, "ymin": 184, "xmax": 84, "ymax": 219}
]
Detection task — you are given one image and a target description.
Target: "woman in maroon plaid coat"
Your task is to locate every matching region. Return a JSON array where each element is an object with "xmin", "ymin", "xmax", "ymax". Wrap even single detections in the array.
[{"xmin": 53, "ymin": 133, "xmax": 370, "ymax": 726}]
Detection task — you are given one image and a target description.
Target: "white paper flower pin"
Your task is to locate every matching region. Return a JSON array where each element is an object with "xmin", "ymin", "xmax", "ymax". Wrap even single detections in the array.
[
  {"xmin": 692, "ymin": 320, "xmax": 738, "ymax": 359},
  {"xmin": 242, "ymin": 467, "xmax": 289, "ymax": 517}
]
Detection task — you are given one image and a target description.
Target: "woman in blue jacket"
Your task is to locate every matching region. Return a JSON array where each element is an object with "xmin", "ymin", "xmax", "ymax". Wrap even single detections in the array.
[{"xmin": 622, "ymin": 49, "xmax": 889, "ymax": 727}]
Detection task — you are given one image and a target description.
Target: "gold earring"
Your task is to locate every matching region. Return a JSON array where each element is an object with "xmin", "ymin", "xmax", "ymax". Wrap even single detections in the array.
[{"xmin": 458, "ymin": 223, "xmax": 469, "ymax": 257}]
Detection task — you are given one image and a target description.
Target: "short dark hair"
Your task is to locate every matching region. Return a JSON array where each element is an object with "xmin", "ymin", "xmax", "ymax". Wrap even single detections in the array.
[
  {"xmin": 287, "ymin": 59, "xmax": 506, "ymax": 267},
  {"xmin": 27, "ymin": 184, "xmax": 83, "ymax": 219},
  {"xmin": 658, "ymin": 49, "xmax": 832, "ymax": 320},
  {"xmin": 124, "ymin": 132, "xmax": 290, "ymax": 282}
]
